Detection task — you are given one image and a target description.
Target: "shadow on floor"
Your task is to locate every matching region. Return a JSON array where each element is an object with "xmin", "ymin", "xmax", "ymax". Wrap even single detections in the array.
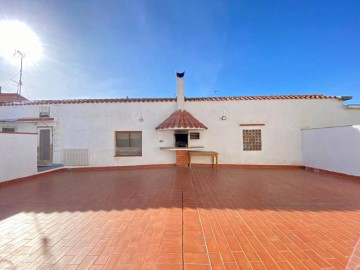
[{"xmin": 37, "ymin": 164, "xmax": 64, "ymax": 172}]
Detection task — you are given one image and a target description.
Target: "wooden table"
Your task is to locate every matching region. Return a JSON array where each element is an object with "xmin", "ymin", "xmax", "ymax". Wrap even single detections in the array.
[{"xmin": 188, "ymin": 151, "xmax": 219, "ymax": 169}]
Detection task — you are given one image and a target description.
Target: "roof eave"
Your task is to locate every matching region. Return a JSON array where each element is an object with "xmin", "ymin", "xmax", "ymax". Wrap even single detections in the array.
[
  {"xmin": 337, "ymin": 96, "xmax": 352, "ymax": 101},
  {"xmin": 156, "ymin": 127, "xmax": 208, "ymax": 131},
  {"xmin": 0, "ymin": 117, "xmax": 54, "ymax": 123}
]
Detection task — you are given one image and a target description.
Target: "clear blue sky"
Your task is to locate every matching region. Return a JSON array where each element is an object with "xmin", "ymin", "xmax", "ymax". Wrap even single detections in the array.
[{"xmin": 0, "ymin": 0, "xmax": 359, "ymax": 103}]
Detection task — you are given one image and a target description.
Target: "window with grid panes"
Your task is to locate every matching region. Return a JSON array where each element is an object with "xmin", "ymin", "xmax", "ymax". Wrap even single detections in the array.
[{"xmin": 115, "ymin": 131, "xmax": 142, "ymax": 156}]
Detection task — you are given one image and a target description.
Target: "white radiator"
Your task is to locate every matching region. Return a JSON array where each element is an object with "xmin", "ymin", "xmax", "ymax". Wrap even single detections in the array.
[{"xmin": 63, "ymin": 149, "xmax": 89, "ymax": 166}]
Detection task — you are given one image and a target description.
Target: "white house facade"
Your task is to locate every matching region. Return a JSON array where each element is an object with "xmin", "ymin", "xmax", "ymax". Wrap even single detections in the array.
[{"xmin": 0, "ymin": 73, "xmax": 359, "ymax": 170}]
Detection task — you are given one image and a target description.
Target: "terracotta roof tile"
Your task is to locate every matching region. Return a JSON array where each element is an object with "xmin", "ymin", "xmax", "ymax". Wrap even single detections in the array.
[
  {"xmin": 185, "ymin": 94, "xmax": 338, "ymax": 101},
  {"xmin": 0, "ymin": 98, "xmax": 176, "ymax": 106},
  {"xmin": 156, "ymin": 110, "xmax": 208, "ymax": 130},
  {"xmin": 0, "ymin": 93, "xmax": 28, "ymax": 103},
  {"xmin": 0, "ymin": 94, "xmax": 341, "ymax": 106}
]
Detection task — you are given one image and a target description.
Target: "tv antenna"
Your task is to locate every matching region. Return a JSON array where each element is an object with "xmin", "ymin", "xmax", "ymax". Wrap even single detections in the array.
[{"xmin": 12, "ymin": 50, "xmax": 25, "ymax": 95}]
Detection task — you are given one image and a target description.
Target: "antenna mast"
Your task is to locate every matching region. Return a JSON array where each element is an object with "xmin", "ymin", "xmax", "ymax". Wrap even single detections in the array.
[{"xmin": 14, "ymin": 50, "xmax": 25, "ymax": 95}]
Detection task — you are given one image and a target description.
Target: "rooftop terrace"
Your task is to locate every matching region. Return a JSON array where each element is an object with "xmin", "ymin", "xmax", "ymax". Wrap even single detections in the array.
[{"xmin": 0, "ymin": 167, "xmax": 359, "ymax": 269}]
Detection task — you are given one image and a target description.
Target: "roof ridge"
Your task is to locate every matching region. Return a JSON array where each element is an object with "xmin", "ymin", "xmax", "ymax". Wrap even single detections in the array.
[
  {"xmin": 0, "ymin": 94, "xmax": 341, "ymax": 106},
  {"xmin": 185, "ymin": 94, "xmax": 339, "ymax": 101}
]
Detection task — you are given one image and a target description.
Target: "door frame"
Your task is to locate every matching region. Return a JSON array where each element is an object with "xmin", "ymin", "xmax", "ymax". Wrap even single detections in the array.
[{"xmin": 37, "ymin": 127, "xmax": 53, "ymax": 166}]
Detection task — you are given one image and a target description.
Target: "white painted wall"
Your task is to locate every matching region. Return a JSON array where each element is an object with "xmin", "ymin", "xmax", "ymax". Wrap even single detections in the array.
[
  {"xmin": 56, "ymin": 102, "xmax": 177, "ymax": 166},
  {"xmin": 0, "ymin": 132, "xmax": 38, "ymax": 182},
  {"xmin": 301, "ymin": 125, "xmax": 360, "ymax": 176},
  {"xmin": 186, "ymin": 99, "xmax": 360, "ymax": 165},
  {"xmin": 0, "ymin": 105, "xmax": 62, "ymax": 163},
  {"xmin": 0, "ymin": 98, "xmax": 359, "ymax": 167}
]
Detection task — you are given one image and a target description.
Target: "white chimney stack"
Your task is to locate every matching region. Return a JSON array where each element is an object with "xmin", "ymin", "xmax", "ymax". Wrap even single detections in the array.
[{"xmin": 176, "ymin": 72, "xmax": 185, "ymax": 111}]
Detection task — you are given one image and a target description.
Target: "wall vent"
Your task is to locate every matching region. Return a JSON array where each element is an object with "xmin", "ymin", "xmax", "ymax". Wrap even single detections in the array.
[
  {"xmin": 63, "ymin": 149, "xmax": 89, "ymax": 166},
  {"xmin": 39, "ymin": 106, "xmax": 50, "ymax": 118}
]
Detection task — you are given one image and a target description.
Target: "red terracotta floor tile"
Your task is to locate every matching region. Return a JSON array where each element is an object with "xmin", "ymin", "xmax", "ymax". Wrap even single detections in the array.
[
  {"xmin": 223, "ymin": 262, "xmax": 239, "ymax": 270},
  {"xmin": 159, "ymin": 245, "xmax": 182, "ymax": 254},
  {"xmin": 155, "ymin": 263, "xmax": 182, "ymax": 270},
  {"xmin": 157, "ymin": 253, "xmax": 182, "ymax": 264},
  {"xmin": 208, "ymin": 252, "xmax": 226, "ymax": 269},
  {"xmin": 77, "ymin": 255, "xmax": 98, "ymax": 269},
  {"xmin": 275, "ymin": 261, "xmax": 294, "ymax": 270},
  {"xmin": 184, "ymin": 253, "xmax": 210, "ymax": 264},
  {"xmin": 184, "ymin": 263, "xmax": 211, "ymax": 270},
  {"xmin": 0, "ymin": 167, "xmax": 359, "ymax": 269}
]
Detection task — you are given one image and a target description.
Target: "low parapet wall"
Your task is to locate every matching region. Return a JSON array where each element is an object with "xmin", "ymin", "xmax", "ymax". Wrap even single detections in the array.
[
  {"xmin": 0, "ymin": 132, "xmax": 38, "ymax": 182},
  {"xmin": 301, "ymin": 125, "xmax": 360, "ymax": 177}
]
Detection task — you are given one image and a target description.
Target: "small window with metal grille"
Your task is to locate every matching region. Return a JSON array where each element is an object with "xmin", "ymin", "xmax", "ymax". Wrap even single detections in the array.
[{"xmin": 189, "ymin": 132, "xmax": 200, "ymax": 140}]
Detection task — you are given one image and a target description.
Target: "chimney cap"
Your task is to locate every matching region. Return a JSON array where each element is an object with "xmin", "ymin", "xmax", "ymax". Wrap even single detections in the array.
[{"xmin": 176, "ymin": 72, "xmax": 185, "ymax": 78}]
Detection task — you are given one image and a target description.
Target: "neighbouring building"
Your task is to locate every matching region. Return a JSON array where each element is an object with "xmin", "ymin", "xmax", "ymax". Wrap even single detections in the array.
[
  {"xmin": 0, "ymin": 73, "xmax": 359, "ymax": 169},
  {"xmin": 0, "ymin": 89, "xmax": 28, "ymax": 104}
]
